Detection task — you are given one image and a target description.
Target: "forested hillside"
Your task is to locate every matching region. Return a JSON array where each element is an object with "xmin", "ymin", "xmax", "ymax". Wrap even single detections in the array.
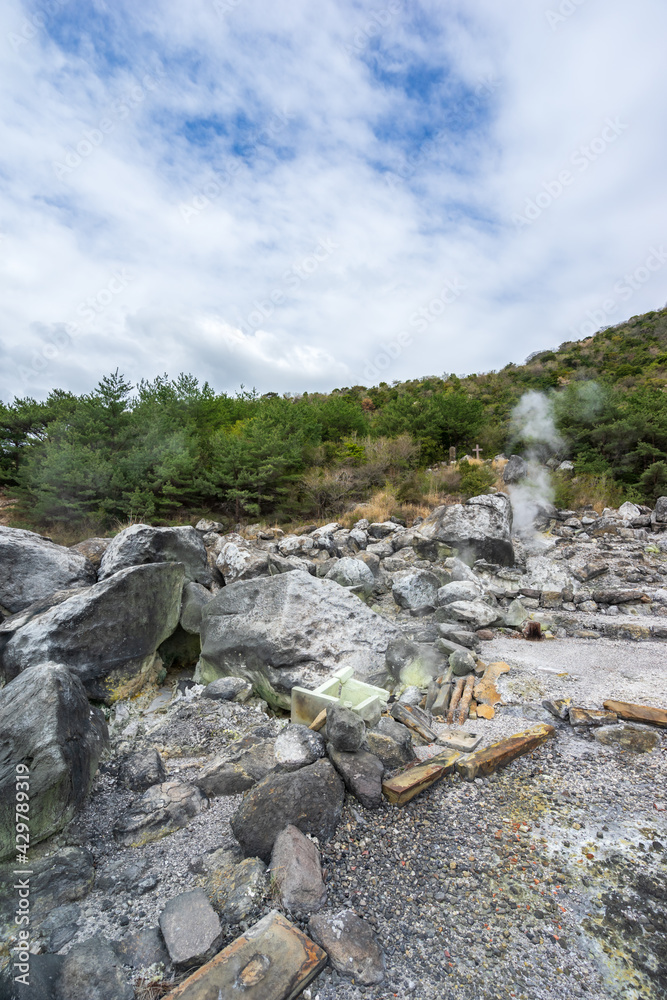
[{"xmin": 2, "ymin": 305, "xmax": 667, "ymax": 534}]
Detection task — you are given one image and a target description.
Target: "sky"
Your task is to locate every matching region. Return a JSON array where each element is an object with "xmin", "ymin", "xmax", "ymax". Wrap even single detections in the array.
[{"xmin": 1, "ymin": 0, "xmax": 666, "ymax": 402}]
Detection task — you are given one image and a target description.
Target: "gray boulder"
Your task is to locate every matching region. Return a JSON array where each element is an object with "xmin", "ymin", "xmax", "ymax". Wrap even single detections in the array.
[
  {"xmin": 366, "ymin": 716, "xmax": 416, "ymax": 769},
  {"xmin": 99, "ymin": 523, "xmax": 210, "ymax": 584},
  {"xmin": 195, "ymin": 572, "xmax": 399, "ymax": 708},
  {"xmin": 392, "ymin": 570, "xmax": 440, "ymax": 612},
  {"xmin": 202, "ymin": 856, "xmax": 266, "ymax": 924},
  {"xmin": 503, "ymin": 454, "xmax": 527, "ymax": 484},
  {"xmin": 418, "ymin": 493, "xmax": 514, "ymax": 566},
  {"xmin": 437, "ymin": 580, "xmax": 482, "ymax": 605},
  {"xmin": 0, "ymin": 953, "xmax": 63, "ymax": 999},
  {"xmin": 112, "ymin": 926, "xmax": 169, "ymax": 970},
  {"xmin": 113, "ymin": 781, "xmax": 206, "ymax": 847},
  {"xmin": 55, "ymin": 935, "xmax": 133, "ymax": 1000},
  {"xmin": 270, "ymin": 825, "xmax": 327, "ymax": 919},
  {"xmin": 1, "ymin": 563, "xmax": 184, "ymax": 702},
  {"xmin": 179, "ymin": 581, "xmax": 214, "ymax": 634},
  {"xmin": 325, "ymin": 703, "xmax": 365, "ymax": 752},
  {"xmin": 327, "ymin": 746, "xmax": 384, "ymax": 809},
  {"xmin": 159, "ymin": 889, "xmax": 222, "ymax": 968},
  {"xmin": 654, "ymin": 496, "xmax": 667, "ymax": 522},
  {"xmin": 196, "ymin": 736, "xmax": 279, "ymax": 797},
  {"xmin": 0, "ymin": 526, "xmax": 96, "ymax": 614},
  {"xmin": 274, "ymin": 725, "xmax": 326, "ymax": 770},
  {"xmin": 0, "ymin": 665, "xmax": 107, "ymax": 860},
  {"xmin": 437, "ymin": 599, "xmax": 502, "ymax": 629},
  {"xmin": 231, "ymin": 759, "xmax": 345, "ymax": 861},
  {"xmin": 325, "ymin": 556, "xmax": 375, "ymax": 597},
  {"xmin": 449, "ymin": 648, "xmax": 476, "ymax": 676}
]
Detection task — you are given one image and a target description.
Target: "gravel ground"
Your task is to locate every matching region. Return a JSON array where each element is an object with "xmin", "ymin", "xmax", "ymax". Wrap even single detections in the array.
[{"xmin": 33, "ymin": 637, "xmax": 667, "ymax": 1000}]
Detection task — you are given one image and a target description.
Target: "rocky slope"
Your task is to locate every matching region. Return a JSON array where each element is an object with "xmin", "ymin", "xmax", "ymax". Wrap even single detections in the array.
[{"xmin": 0, "ymin": 492, "xmax": 665, "ymax": 1000}]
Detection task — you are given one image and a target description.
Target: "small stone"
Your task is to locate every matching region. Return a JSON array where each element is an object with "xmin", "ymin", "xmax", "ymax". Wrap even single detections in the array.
[
  {"xmin": 325, "ymin": 703, "xmax": 365, "ymax": 752},
  {"xmin": 274, "ymin": 725, "xmax": 326, "ymax": 771},
  {"xmin": 308, "ymin": 909, "xmax": 385, "ymax": 985},
  {"xmin": 201, "ymin": 676, "xmax": 253, "ymax": 702},
  {"xmin": 117, "ymin": 748, "xmax": 166, "ymax": 792}
]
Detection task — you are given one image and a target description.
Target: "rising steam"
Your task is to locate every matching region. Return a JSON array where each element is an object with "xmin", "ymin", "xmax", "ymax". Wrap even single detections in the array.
[{"xmin": 507, "ymin": 391, "xmax": 563, "ymax": 538}]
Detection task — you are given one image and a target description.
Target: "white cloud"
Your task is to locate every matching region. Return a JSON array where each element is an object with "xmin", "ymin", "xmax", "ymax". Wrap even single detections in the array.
[{"xmin": 0, "ymin": 0, "xmax": 666, "ymax": 401}]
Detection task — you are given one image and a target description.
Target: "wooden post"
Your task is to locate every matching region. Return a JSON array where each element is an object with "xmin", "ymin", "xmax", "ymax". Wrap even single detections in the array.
[{"xmin": 449, "ymin": 446, "xmax": 457, "ymax": 464}]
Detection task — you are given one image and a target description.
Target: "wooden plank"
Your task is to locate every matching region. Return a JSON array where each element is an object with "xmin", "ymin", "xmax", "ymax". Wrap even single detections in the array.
[
  {"xmin": 308, "ymin": 708, "xmax": 327, "ymax": 732},
  {"xmin": 457, "ymin": 674, "xmax": 475, "ymax": 725},
  {"xmin": 390, "ymin": 702, "xmax": 437, "ymax": 742},
  {"xmin": 161, "ymin": 910, "xmax": 327, "ymax": 1000},
  {"xmin": 456, "ymin": 724, "xmax": 555, "ymax": 781},
  {"xmin": 382, "ymin": 750, "xmax": 460, "ymax": 806},
  {"xmin": 603, "ymin": 700, "xmax": 667, "ymax": 729}
]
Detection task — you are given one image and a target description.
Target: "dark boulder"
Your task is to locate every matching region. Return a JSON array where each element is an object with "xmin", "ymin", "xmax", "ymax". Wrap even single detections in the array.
[{"xmin": 0, "ymin": 665, "xmax": 107, "ymax": 860}]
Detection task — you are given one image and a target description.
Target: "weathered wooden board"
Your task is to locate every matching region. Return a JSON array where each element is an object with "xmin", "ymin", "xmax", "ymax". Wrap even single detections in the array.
[
  {"xmin": 456, "ymin": 724, "xmax": 555, "ymax": 781},
  {"xmin": 161, "ymin": 910, "xmax": 327, "ymax": 1000},
  {"xmin": 382, "ymin": 750, "xmax": 460, "ymax": 806},
  {"xmin": 390, "ymin": 702, "xmax": 437, "ymax": 743},
  {"xmin": 603, "ymin": 700, "xmax": 667, "ymax": 729}
]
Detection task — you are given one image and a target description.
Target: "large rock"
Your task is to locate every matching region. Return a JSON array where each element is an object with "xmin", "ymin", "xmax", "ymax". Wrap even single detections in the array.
[
  {"xmin": 0, "ymin": 526, "xmax": 96, "ymax": 614},
  {"xmin": 366, "ymin": 717, "xmax": 416, "ymax": 769},
  {"xmin": 274, "ymin": 725, "xmax": 326, "ymax": 771},
  {"xmin": 437, "ymin": 599, "xmax": 502, "ymax": 629},
  {"xmin": 270, "ymin": 825, "xmax": 327, "ymax": 919},
  {"xmin": 195, "ymin": 572, "xmax": 399, "ymax": 708},
  {"xmin": 98, "ymin": 523, "xmax": 210, "ymax": 584},
  {"xmin": 503, "ymin": 455, "xmax": 527, "ymax": 484},
  {"xmin": 113, "ymin": 781, "xmax": 206, "ymax": 847},
  {"xmin": 437, "ymin": 580, "xmax": 482, "ymax": 605},
  {"xmin": 391, "ymin": 570, "xmax": 440, "ymax": 612},
  {"xmin": 0, "ymin": 665, "xmax": 107, "ymax": 860},
  {"xmin": 70, "ymin": 536, "xmax": 112, "ymax": 570},
  {"xmin": 1, "ymin": 563, "xmax": 184, "ymax": 702},
  {"xmin": 55, "ymin": 935, "xmax": 133, "ymax": 1000},
  {"xmin": 418, "ymin": 493, "xmax": 514, "ymax": 566},
  {"xmin": 325, "ymin": 703, "xmax": 365, "ymax": 752},
  {"xmin": 327, "ymin": 747, "xmax": 384, "ymax": 809},
  {"xmin": 117, "ymin": 748, "xmax": 166, "ymax": 792},
  {"xmin": 325, "ymin": 556, "xmax": 375, "ymax": 597},
  {"xmin": 159, "ymin": 889, "xmax": 222, "ymax": 968},
  {"xmin": 231, "ymin": 759, "xmax": 344, "ymax": 861}
]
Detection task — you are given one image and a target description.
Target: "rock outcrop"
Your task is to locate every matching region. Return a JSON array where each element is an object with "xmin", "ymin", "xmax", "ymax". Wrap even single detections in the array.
[{"xmin": 195, "ymin": 571, "xmax": 399, "ymax": 707}]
